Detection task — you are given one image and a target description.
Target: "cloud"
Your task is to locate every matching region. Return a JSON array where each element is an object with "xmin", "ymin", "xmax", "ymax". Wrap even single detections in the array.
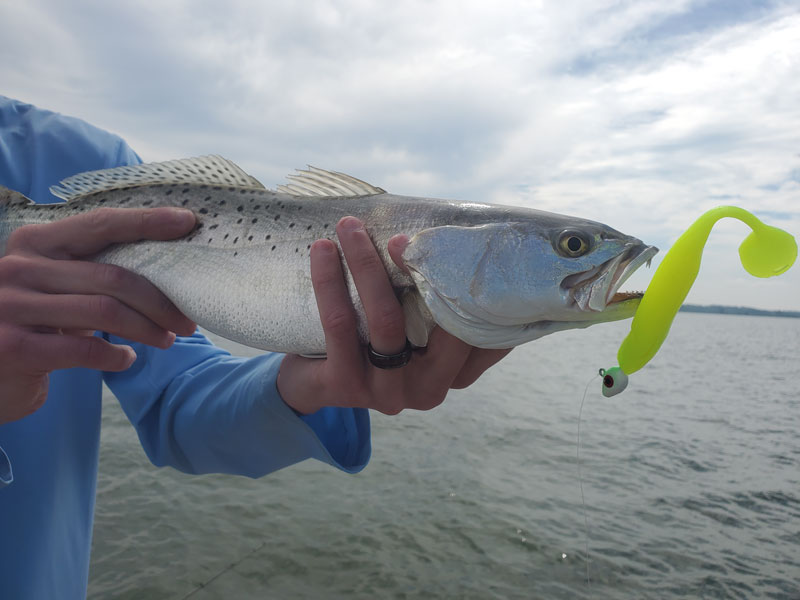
[{"xmin": 1, "ymin": 0, "xmax": 798, "ymax": 309}]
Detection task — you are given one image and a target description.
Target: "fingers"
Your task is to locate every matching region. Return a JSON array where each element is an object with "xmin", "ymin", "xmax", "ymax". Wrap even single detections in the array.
[
  {"xmin": 412, "ymin": 327, "xmax": 473, "ymax": 392},
  {"xmin": 0, "ymin": 255, "xmax": 196, "ymax": 336},
  {"xmin": 310, "ymin": 238, "xmax": 363, "ymax": 370},
  {"xmin": 388, "ymin": 234, "xmax": 410, "ymax": 273},
  {"xmin": 450, "ymin": 347, "xmax": 512, "ymax": 389},
  {"xmin": 8, "ymin": 207, "xmax": 196, "ymax": 259},
  {"xmin": 6, "ymin": 290, "xmax": 177, "ymax": 349},
  {"xmin": 0, "ymin": 325, "xmax": 136, "ymax": 373},
  {"xmin": 337, "ymin": 217, "xmax": 406, "ymax": 355}
]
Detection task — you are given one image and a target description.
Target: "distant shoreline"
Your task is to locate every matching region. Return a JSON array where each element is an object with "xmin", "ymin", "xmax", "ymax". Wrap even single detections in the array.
[{"xmin": 679, "ymin": 304, "xmax": 800, "ymax": 319}]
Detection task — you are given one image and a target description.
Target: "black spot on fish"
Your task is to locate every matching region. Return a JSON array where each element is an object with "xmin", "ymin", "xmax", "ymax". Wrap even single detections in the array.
[
  {"xmin": 237, "ymin": 206, "xmax": 244, "ymax": 212},
  {"xmin": 274, "ymin": 215, "xmax": 280, "ymax": 221},
  {"xmin": 208, "ymin": 238, "xmax": 213, "ymax": 244},
  {"xmin": 199, "ymin": 208, "xmax": 208, "ymax": 214},
  {"xmin": 209, "ymin": 224, "xmax": 219, "ymax": 230},
  {"xmin": 307, "ymin": 244, "xmax": 311, "ymax": 249},
  {"xmin": 306, "ymin": 225, "xmax": 312, "ymax": 230},
  {"xmin": 253, "ymin": 205, "xmax": 260, "ymax": 210},
  {"xmin": 99, "ymin": 198, "xmax": 107, "ymax": 204},
  {"xmin": 181, "ymin": 199, "xmax": 189, "ymax": 206},
  {"xmin": 248, "ymin": 235, "xmax": 253, "ymax": 241},
  {"xmin": 265, "ymin": 234, "xmax": 271, "ymax": 240},
  {"xmin": 240, "ymin": 189, "xmax": 247, "ymax": 194},
  {"xmin": 289, "ymin": 223, "xmax": 295, "ymax": 228},
  {"xmin": 219, "ymin": 200, "xmax": 226, "ymax": 206},
  {"xmin": 251, "ymin": 218, "xmax": 258, "ymax": 224},
  {"xmin": 234, "ymin": 251, "xmax": 238, "ymax": 257},
  {"xmin": 212, "ymin": 213, "xmax": 218, "ymax": 218},
  {"xmin": 224, "ymin": 233, "xmax": 229, "ymax": 240},
  {"xmin": 323, "ymin": 223, "xmax": 329, "ymax": 229},
  {"xmin": 237, "ymin": 218, "xmax": 243, "ymax": 224},
  {"xmin": 142, "ymin": 200, "xmax": 153, "ymax": 206},
  {"xmin": 204, "ymin": 196, "xmax": 211, "ymax": 202},
  {"xmin": 182, "ymin": 189, "xmax": 190, "ymax": 194},
  {"xmin": 233, "ymin": 237, "xmax": 238, "ymax": 244},
  {"xmin": 295, "ymin": 248, "xmax": 299, "ymax": 253},
  {"xmin": 271, "ymin": 245, "xmax": 276, "ymax": 251}
]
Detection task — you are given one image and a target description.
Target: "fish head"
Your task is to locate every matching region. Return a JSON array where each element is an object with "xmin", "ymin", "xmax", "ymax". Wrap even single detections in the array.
[{"xmin": 402, "ymin": 213, "xmax": 657, "ymax": 349}]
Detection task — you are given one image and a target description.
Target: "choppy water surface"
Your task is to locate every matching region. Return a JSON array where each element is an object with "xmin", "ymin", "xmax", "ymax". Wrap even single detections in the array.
[{"xmin": 89, "ymin": 314, "xmax": 800, "ymax": 599}]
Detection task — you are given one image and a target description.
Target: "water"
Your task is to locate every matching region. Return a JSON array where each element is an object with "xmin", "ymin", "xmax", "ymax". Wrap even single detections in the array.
[{"xmin": 89, "ymin": 314, "xmax": 800, "ymax": 599}]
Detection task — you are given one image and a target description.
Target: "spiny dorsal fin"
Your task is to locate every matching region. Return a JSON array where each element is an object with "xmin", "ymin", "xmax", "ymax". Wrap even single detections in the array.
[
  {"xmin": 50, "ymin": 156, "xmax": 265, "ymax": 201},
  {"xmin": 276, "ymin": 166, "xmax": 386, "ymax": 197},
  {"xmin": 0, "ymin": 185, "xmax": 35, "ymax": 207}
]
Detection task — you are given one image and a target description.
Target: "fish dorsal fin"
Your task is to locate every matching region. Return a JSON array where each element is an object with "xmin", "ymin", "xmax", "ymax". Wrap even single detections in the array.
[
  {"xmin": 0, "ymin": 185, "xmax": 35, "ymax": 207},
  {"xmin": 50, "ymin": 156, "xmax": 265, "ymax": 201},
  {"xmin": 276, "ymin": 166, "xmax": 386, "ymax": 197}
]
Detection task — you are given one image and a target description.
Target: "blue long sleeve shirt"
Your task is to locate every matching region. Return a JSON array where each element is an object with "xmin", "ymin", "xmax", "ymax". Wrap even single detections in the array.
[{"xmin": 0, "ymin": 96, "xmax": 371, "ymax": 599}]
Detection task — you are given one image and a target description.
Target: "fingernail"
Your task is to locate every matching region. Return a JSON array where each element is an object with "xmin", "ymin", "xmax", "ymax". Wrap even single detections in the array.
[
  {"xmin": 338, "ymin": 216, "xmax": 364, "ymax": 233},
  {"xmin": 311, "ymin": 239, "xmax": 337, "ymax": 255}
]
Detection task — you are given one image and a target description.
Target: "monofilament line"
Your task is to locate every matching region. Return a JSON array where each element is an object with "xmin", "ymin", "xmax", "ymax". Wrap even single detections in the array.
[{"xmin": 577, "ymin": 373, "xmax": 598, "ymax": 589}]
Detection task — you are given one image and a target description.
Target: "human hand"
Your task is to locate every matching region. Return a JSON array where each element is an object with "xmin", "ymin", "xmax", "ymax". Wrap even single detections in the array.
[
  {"xmin": 0, "ymin": 207, "xmax": 198, "ymax": 424},
  {"xmin": 277, "ymin": 217, "xmax": 512, "ymax": 415}
]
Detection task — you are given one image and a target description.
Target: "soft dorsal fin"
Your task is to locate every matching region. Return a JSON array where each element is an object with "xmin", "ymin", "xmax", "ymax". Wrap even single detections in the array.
[
  {"xmin": 276, "ymin": 166, "xmax": 386, "ymax": 197},
  {"xmin": 50, "ymin": 156, "xmax": 265, "ymax": 201}
]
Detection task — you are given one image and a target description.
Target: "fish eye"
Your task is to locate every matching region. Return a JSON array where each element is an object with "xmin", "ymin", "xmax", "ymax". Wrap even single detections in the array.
[{"xmin": 558, "ymin": 232, "xmax": 590, "ymax": 257}]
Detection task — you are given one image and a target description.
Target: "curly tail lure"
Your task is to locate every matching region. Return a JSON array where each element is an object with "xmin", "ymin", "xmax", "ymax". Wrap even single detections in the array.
[{"xmin": 600, "ymin": 206, "xmax": 797, "ymax": 396}]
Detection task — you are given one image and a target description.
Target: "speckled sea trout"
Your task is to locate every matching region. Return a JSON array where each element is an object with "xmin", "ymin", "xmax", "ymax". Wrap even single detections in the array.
[{"xmin": 0, "ymin": 156, "xmax": 657, "ymax": 355}]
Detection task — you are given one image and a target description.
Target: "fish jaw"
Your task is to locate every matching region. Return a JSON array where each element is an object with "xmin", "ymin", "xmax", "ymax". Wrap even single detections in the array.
[{"xmin": 563, "ymin": 243, "xmax": 658, "ymax": 315}]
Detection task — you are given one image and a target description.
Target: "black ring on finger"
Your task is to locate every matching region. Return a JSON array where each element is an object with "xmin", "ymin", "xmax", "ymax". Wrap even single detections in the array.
[{"xmin": 367, "ymin": 339, "xmax": 413, "ymax": 369}]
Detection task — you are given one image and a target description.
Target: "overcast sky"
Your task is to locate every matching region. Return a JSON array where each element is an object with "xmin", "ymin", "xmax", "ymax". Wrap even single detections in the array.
[{"xmin": 2, "ymin": 0, "xmax": 798, "ymax": 310}]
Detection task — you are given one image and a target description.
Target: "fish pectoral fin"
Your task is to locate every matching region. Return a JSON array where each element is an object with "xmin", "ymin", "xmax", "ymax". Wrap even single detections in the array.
[
  {"xmin": 275, "ymin": 166, "xmax": 386, "ymax": 198},
  {"xmin": 49, "ymin": 156, "xmax": 266, "ymax": 201},
  {"xmin": 401, "ymin": 289, "xmax": 433, "ymax": 348}
]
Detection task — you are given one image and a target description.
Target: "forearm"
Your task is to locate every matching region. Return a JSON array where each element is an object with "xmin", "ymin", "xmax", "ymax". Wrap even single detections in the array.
[{"xmin": 104, "ymin": 332, "xmax": 371, "ymax": 476}]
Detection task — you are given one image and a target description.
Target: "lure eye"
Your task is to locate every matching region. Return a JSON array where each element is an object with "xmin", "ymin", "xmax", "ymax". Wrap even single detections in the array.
[
  {"xmin": 600, "ymin": 367, "xmax": 629, "ymax": 397},
  {"xmin": 558, "ymin": 232, "xmax": 590, "ymax": 257}
]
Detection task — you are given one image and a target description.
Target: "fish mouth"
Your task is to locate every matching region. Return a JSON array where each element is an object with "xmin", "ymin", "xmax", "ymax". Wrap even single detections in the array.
[{"xmin": 563, "ymin": 243, "xmax": 658, "ymax": 313}]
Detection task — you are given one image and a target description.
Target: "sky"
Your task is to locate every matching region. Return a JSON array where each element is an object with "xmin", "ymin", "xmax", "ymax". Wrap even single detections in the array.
[{"xmin": 1, "ymin": 0, "xmax": 799, "ymax": 310}]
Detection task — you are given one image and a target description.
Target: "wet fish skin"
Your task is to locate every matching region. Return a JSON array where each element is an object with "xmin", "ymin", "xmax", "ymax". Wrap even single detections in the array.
[{"xmin": 0, "ymin": 157, "xmax": 657, "ymax": 355}]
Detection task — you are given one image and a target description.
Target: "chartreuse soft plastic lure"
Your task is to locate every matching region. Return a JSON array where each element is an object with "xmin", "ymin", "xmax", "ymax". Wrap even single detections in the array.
[{"xmin": 601, "ymin": 206, "xmax": 797, "ymax": 397}]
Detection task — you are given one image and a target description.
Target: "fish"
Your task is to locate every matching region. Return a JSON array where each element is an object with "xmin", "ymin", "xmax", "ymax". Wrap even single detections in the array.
[{"xmin": 0, "ymin": 156, "xmax": 657, "ymax": 355}]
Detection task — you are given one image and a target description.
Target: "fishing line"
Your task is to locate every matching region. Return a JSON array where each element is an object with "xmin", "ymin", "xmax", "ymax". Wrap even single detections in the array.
[
  {"xmin": 577, "ymin": 371, "xmax": 600, "ymax": 590},
  {"xmin": 180, "ymin": 540, "xmax": 267, "ymax": 599}
]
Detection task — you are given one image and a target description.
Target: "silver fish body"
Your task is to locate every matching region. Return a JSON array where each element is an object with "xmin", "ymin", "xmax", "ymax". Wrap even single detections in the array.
[{"xmin": 0, "ymin": 157, "xmax": 657, "ymax": 355}]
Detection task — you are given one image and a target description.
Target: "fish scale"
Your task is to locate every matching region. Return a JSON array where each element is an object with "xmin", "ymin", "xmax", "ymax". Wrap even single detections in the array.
[{"xmin": 0, "ymin": 156, "xmax": 657, "ymax": 355}]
